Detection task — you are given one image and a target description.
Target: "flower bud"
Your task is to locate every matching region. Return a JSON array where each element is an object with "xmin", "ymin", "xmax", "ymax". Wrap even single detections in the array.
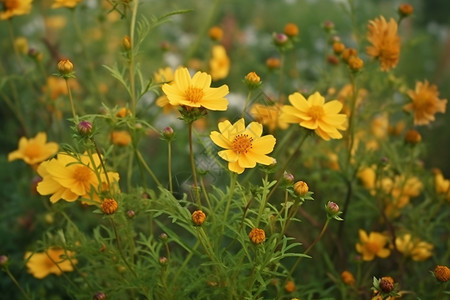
[
  {"xmin": 101, "ymin": 198, "xmax": 118, "ymax": 215},
  {"xmin": 434, "ymin": 265, "xmax": 450, "ymax": 282},
  {"xmin": 273, "ymin": 33, "xmax": 289, "ymax": 46},
  {"xmin": 347, "ymin": 56, "xmax": 364, "ymax": 71},
  {"xmin": 57, "ymin": 59, "xmax": 74, "ymax": 75},
  {"xmin": 159, "ymin": 256, "xmax": 168, "ymax": 265},
  {"xmin": 208, "ymin": 26, "xmax": 223, "ymax": 41},
  {"xmin": 284, "ymin": 23, "xmax": 299, "ymax": 37},
  {"xmin": 77, "ymin": 120, "xmax": 93, "ymax": 136},
  {"xmin": 248, "ymin": 227, "xmax": 265, "ymax": 245},
  {"xmin": 126, "ymin": 210, "xmax": 135, "ymax": 219},
  {"xmin": 379, "ymin": 276, "xmax": 394, "ymax": 293},
  {"xmin": 327, "ymin": 54, "xmax": 340, "ymax": 65},
  {"xmin": 340, "ymin": 270, "xmax": 355, "ymax": 285},
  {"xmin": 398, "ymin": 3, "xmax": 414, "ymax": 17},
  {"xmin": 332, "ymin": 42, "xmax": 345, "ymax": 54},
  {"xmin": 284, "ymin": 280, "xmax": 295, "ymax": 293},
  {"xmin": 93, "ymin": 292, "xmax": 106, "ymax": 300},
  {"xmin": 160, "ymin": 41, "xmax": 170, "ymax": 52},
  {"xmin": 0, "ymin": 255, "xmax": 8, "ymax": 267},
  {"xmin": 122, "ymin": 36, "xmax": 131, "ymax": 50},
  {"xmin": 342, "ymin": 48, "xmax": 357, "ymax": 62},
  {"xmin": 266, "ymin": 57, "xmax": 281, "ymax": 69},
  {"xmin": 192, "ymin": 210, "xmax": 206, "ymax": 226},
  {"xmin": 159, "ymin": 233, "xmax": 168, "ymax": 241},
  {"xmin": 162, "ymin": 126, "xmax": 174, "ymax": 140},
  {"xmin": 326, "ymin": 201, "xmax": 340, "ymax": 214},
  {"xmin": 293, "ymin": 181, "xmax": 309, "ymax": 196},
  {"xmin": 322, "ymin": 20, "xmax": 335, "ymax": 32},
  {"xmin": 116, "ymin": 107, "xmax": 130, "ymax": 118},
  {"xmin": 283, "ymin": 172, "xmax": 295, "ymax": 184},
  {"xmin": 244, "ymin": 72, "xmax": 262, "ymax": 89},
  {"xmin": 404, "ymin": 129, "xmax": 421, "ymax": 145}
]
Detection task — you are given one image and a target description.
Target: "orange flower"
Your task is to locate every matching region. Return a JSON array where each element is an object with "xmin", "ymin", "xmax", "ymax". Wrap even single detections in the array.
[
  {"xmin": 341, "ymin": 270, "xmax": 355, "ymax": 285},
  {"xmin": 111, "ymin": 130, "xmax": 132, "ymax": 146},
  {"xmin": 366, "ymin": 16, "xmax": 400, "ymax": 71},
  {"xmin": 356, "ymin": 229, "xmax": 391, "ymax": 261},
  {"xmin": 8, "ymin": 132, "xmax": 58, "ymax": 166},
  {"xmin": 24, "ymin": 247, "xmax": 76, "ymax": 279},
  {"xmin": 0, "ymin": 0, "xmax": 33, "ymax": 20},
  {"xmin": 249, "ymin": 228, "xmax": 265, "ymax": 245},
  {"xmin": 403, "ymin": 80, "xmax": 447, "ymax": 126}
]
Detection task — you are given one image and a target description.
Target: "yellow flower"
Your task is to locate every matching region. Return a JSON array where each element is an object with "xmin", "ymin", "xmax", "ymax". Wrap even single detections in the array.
[
  {"xmin": 356, "ymin": 229, "xmax": 391, "ymax": 261},
  {"xmin": 162, "ymin": 67, "xmax": 229, "ymax": 111},
  {"xmin": 8, "ymin": 132, "xmax": 58, "ymax": 166},
  {"xmin": 24, "ymin": 248, "xmax": 76, "ymax": 279},
  {"xmin": 209, "ymin": 45, "xmax": 230, "ymax": 81},
  {"xmin": 249, "ymin": 103, "xmax": 288, "ymax": 132},
  {"xmin": 111, "ymin": 130, "xmax": 132, "ymax": 146},
  {"xmin": 210, "ymin": 118, "xmax": 276, "ymax": 174},
  {"xmin": 433, "ymin": 169, "xmax": 450, "ymax": 200},
  {"xmin": 0, "ymin": 0, "xmax": 33, "ymax": 20},
  {"xmin": 51, "ymin": 0, "xmax": 82, "ymax": 8},
  {"xmin": 366, "ymin": 16, "xmax": 400, "ymax": 71},
  {"xmin": 280, "ymin": 91, "xmax": 347, "ymax": 140},
  {"xmin": 154, "ymin": 67, "xmax": 174, "ymax": 84},
  {"xmin": 395, "ymin": 234, "xmax": 433, "ymax": 261},
  {"xmin": 340, "ymin": 270, "xmax": 355, "ymax": 285},
  {"xmin": 403, "ymin": 80, "xmax": 447, "ymax": 126}
]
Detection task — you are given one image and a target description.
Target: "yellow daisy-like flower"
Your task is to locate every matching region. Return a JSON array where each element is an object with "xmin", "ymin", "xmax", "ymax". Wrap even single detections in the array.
[
  {"xmin": 403, "ymin": 80, "xmax": 447, "ymax": 126},
  {"xmin": 154, "ymin": 67, "xmax": 178, "ymax": 114},
  {"xmin": 0, "ymin": 0, "xmax": 33, "ymax": 20},
  {"xmin": 209, "ymin": 45, "xmax": 230, "ymax": 81},
  {"xmin": 8, "ymin": 132, "xmax": 58, "ymax": 166},
  {"xmin": 280, "ymin": 91, "xmax": 347, "ymax": 140},
  {"xmin": 51, "ymin": 0, "xmax": 82, "ymax": 8},
  {"xmin": 162, "ymin": 67, "xmax": 229, "ymax": 111},
  {"xmin": 366, "ymin": 16, "xmax": 401, "ymax": 71},
  {"xmin": 24, "ymin": 248, "xmax": 76, "ymax": 279},
  {"xmin": 433, "ymin": 169, "xmax": 450, "ymax": 201},
  {"xmin": 250, "ymin": 103, "xmax": 288, "ymax": 133},
  {"xmin": 356, "ymin": 229, "xmax": 391, "ymax": 261},
  {"xmin": 395, "ymin": 234, "xmax": 433, "ymax": 261},
  {"xmin": 210, "ymin": 118, "xmax": 276, "ymax": 174}
]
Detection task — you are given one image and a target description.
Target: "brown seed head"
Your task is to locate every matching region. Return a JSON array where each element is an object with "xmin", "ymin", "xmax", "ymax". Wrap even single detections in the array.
[{"xmin": 380, "ymin": 276, "xmax": 395, "ymax": 293}]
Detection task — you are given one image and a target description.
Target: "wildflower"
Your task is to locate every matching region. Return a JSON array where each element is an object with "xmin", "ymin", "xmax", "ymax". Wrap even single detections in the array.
[
  {"xmin": 293, "ymin": 181, "xmax": 309, "ymax": 196},
  {"xmin": 111, "ymin": 130, "xmax": 132, "ymax": 146},
  {"xmin": 244, "ymin": 72, "xmax": 261, "ymax": 89},
  {"xmin": 101, "ymin": 198, "xmax": 118, "ymax": 215},
  {"xmin": 266, "ymin": 57, "xmax": 281, "ymax": 69},
  {"xmin": 126, "ymin": 210, "xmax": 135, "ymax": 218},
  {"xmin": 24, "ymin": 248, "xmax": 76, "ymax": 279},
  {"xmin": 249, "ymin": 103, "xmax": 288, "ymax": 132},
  {"xmin": 57, "ymin": 59, "xmax": 74, "ymax": 76},
  {"xmin": 322, "ymin": 21, "xmax": 335, "ymax": 32},
  {"xmin": 249, "ymin": 228, "xmax": 265, "ymax": 245},
  {"xmin": 284, "ymin": 23, "xmax": 299, "ymax": 37},
  {"xmin": 208, "ymin": 26, "xmax": 223, "ymax": 41},
  {"xmin": 285, "ymin": 280, "xmax": 296, "ymax": 293},
  {"xmin": 154, "ymin": 67, "xmax": 174, "ymax": 84},
  {"xmin": 210, "ymin": 118, "xmax": 276, "ymax": 174},
  {"xmin": 357, "ymin": 166, "xmax": 376, "ymax": 192},
  {"xmin": 162, "ymin": 67, "xmax": 229, "ymax": 111},
  {"xmin": 280, "ymin": 91, "xmax": 347, "ymax": 141},
  {"xmin": 398, "ymin": 3, "xmax": 414, "ymax": 17},
  {"xmin": 332, "ymin": 42, "xmax": 345, "ymax": 54},
  {"xmin": 404, "ymin": 129, "xmax": 421, "ymax": 145},
  {"xmin": 433, "ymin": 169, "xmax": 450, "ymax": 200},
  {"xmin": 43, "ymin": 76, "xmax": 80, "ymax": 100},
  {"xmin": 8, "ymin": 132, "xmax": 58, "ymax": 166},
  {"xmin": 93, "ymin": 292, "xmax": 107, "ymax": 300},
  {"xmin": 209, "ymin": 45, "xmax": 230, "ymax": 81},
  {"xmin": 366, "ymin": 16, "xmax": 401, "ymax": 71},
  {"xmin": 342, "ymin": 48, "xmax": 357, "ymax": 62},
  {"xmin": 347, "ymin": 56, "xmax": 364, "ymax": 71},
  {"xmin": 192, "ymin": 210, "xmax": 206, "ymax": 225},
  {"xmin": 0, "ymin": 0, "xmax": 33, "ymax": 20},
  {"xmin": 116, "ymin": 107, "xmax": 130, "ymax": 118},
  {"xmin": 395, "ymin": 234, "xmax": 433, "ymax": 261},
  {"xmin": 51, "ymin": 0, "xmax": 82, "ymax": 8},
  {"xmin": 161, "ymin": 126, "xmax": 174, "ymax": 140},
  {"xmin": 0, "ymin": 255, "xmax": 8, "ymax": 267},
  {"xmin": 283, "ymin": 172, "xmax": 295, "ymax": 184},
  {"xmin": 403, "ymin": 80, "xmax": 447, "ymax": 126},
  {"xmin": 434, "ymin": 265, "xmax": 450, "ymax": 282},
  {"xmin": 159, "ymin": 257, "xmax": 168, "ymax": 265},
  {"xmin": 355, "ymin": 229, "xmax": 391, "ymax": 261},
  {"xmin": 341, "ymin": 270, "xmax": 355, "ymax": 285}
]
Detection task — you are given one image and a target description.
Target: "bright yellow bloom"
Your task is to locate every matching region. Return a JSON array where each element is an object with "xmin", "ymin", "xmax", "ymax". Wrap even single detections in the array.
[
  {"xmin": 249, "ymin": 103, "xmax": 288, "ymax": 132},
  {"xmin": 209, "ymin": 45, "xmax": 230, "ymax": 81},
  {"xmin": 162, "ymin": 67, "xmax": 229, "ymax": 111},
  {"xmin": 356, "ymin": 229, "xmax": 391, "ymax": 261},
  {"xmin": 52, "ymin": 0, "xmax": 82, "ymax": 8},
  {"xmin": 366, "ymin": 16, "xmax": 400, "ymax": 71},
  {"xmin": 403, "ymin": 80, "xmax": 447, "ymax": 126},
  {"xmin": 395, "ymin": 234, "xmax": 433, "ymax": 261},
  {"xmin": 0, "ymin": 0, "xmax": 33, "ymax": 20},
  {"xmin": 280, "ymin": 91, "xmax": 347, "ymax": 140},
  {"xmin": 210, "ymin": 118, "xmax": 276, "ymax": 174},
  {"xmin": 8, "ymin": 132, "xmax": 58, "ymax": 166},
  {"xmin": 24, "ymin": 248, "xmax": 76, "ymax": 279},
  {"xmin": 36, "ymin": 153, "xmax": 119, "ymax": 204}
]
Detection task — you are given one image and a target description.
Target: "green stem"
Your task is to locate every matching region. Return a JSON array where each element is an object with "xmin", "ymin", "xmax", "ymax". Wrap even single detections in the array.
[
  {"xmin": 255, "ymin": 173, "xmax": 270, "ymax": 227},
  {"xmin": 278, "ymin": 53, "xmax": 285, "ymax": 103},
  {"xmin": 65, "ymin": 78, "xmax": 78, "ymax": 122},
  {"xmin": 242, "ymin": 90, "xmax": 252, "ymax": 119},
  {"xmin": 188, "ymin": 122, "xmax": 201, "ymax": 207},
  {"xmin": 172, "ymin": 240, "xmax": 200, "ymax": 284},
  {"xmin": 135, "ymin": 149, "xmax": 162, "ymax": 188},
  {"xmin": 128, "ymin": 0, "xmax": 139, "ymax": 115},
  {"xmin": 109, "ymin": 218, "xmax": 138, "ymax": 278},
  {"xmin": 3, "ymin": 266, "xmax": 32, "ymax": 300},
  {"xmin": 168, "ymin": 141, "xmax": 173, "ymax": 193},
  {"xmin": 223, "ymin": 172, "xmax": 237, "ymax": 226},
  {"xmin": 7, "ymin": 19, "xmax": 25, "ymax": 72}
]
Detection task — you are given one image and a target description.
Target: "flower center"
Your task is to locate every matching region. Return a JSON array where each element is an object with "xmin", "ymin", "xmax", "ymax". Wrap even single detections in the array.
[
  {"xmin": 73, "ymin": 166, "xmax": 93, "ymax": 183},
  {"xmin": 186, "ymin": 86, "xmax": 204, "ymax": 103},
  {"xmin": 232, "ymin": 134, "xmax": 253, "ymax": 154},
  {"xmin": 365, "ymin": 242, "xmax": 381, "ymax": 254},
  {"xmin": 308, "ymin": 105, "xmax": 325, "ymax": 121},
  {"xmin": 24, "ymin": 142, "xmax": 42, "ymax": 159}
]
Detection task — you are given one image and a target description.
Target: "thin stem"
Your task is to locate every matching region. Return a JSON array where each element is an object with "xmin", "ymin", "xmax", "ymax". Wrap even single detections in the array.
[
  {"xmin": 255, "ymin": 173, "xmax": 270, "ymax": 227},
  {"xmin": 3, "ymin": 267, "xmax": 32, "ymax": 300},
  {"xmin": 168, "ymin": 141, "xmax": 173, "ymax": 193},
  {"xmin": 223, "ymin": 172, "xmax": 237, "ymax": 226},
  {"xmin": 278, "ymin": 53, "xmax": 285, "ymax": 103},
  {"xmin": 91, "ymin": 138, "xmax": 111, "ymax": 188},
  {"xmin": 7, "ymin": 19, "xmax": 25, "ymax": 72},
  {"xmin": 172, "ymin": 240, "xmax": 200, "ymax": 284},
  {"xmin": 188, "ymin": 122, "xmax": 201, "ymax": 207},
  {"xmin": 65, "ymin": 78, "xmax": 78, "ymax": 122},
  {"xmin": 109, "ymin": 218, "xmax": 138, "ymax": 278},
  {"xmin": 135, "ymin": 149, "xmax": 162, "ymax": 188},
  {"xmin": 242, "ymin": 90, "xmax": 252, "ymax": 119},
  {"xmin": 128, "ymin": 0, "xmax": 139, "ymax": 115}
]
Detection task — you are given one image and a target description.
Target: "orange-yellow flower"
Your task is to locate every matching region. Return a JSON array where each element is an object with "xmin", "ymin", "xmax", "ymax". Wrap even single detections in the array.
[
  {"xmin": 111, "ymin": 130, "xmax": 132, "ymax": 146},
  {"xmin": 433, "ymin": 169, "xmax": 450, "ymax": 201},
  {"xmin": 280, "ymin": 91, "xmax": 347, "ymax": 140},
  {"xmin": 209, "ymin": 45, "xmax": 230, "ymax": 81},
  {"xmin": 403, "ymin": 80, "xmax": 447, "ymax": 126},
  {"xmin": 210, "ymin": 118, "xmax": 276, "ymax": 174},
  {"xmin": 0, "ymin": 0, "xmax": 33, "ymax": 20},
  {"xmin": 248, "ymin": 228, "xmax": 265, "ymax": 245},
  {"xmin": 366, "ymin": 16, "xmax": 400, "ymax": 71},
  {"xmin": 249, "ymin": 103, "xmax": 288, "ymax": 132},
  {"xmin": 162, "ymin": 67, "xmax": 229, "ymax": 111},
  {"xmin": 356, "ymin": 229, "xmax": 391, "ymax": 261},
  {"xmin": 395, "ymin": 234, "xmax": 433, "ymax": 261},
  {"xmin": 8, "ymin": 132, "xmax": 58, "ymax": 166},
  {"xmin": 51, "ymin": 0, "xmax": 82, "ymax": 8},
  {"xmin": 24, "ymin": 247, "xmax": 76, "ymax": 279}
]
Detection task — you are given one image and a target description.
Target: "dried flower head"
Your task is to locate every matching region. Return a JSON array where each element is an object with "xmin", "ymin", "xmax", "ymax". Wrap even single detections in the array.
[
  {"xmin": 101, "ymin": 198, "xmax": 118, "ymax": 215},
  {"xmin": 248, "ymin": 228, "xmax": 265, "ymax": 245},
  {"xmin": 192, "ymin": 210, "xmax": 206, "ymax": 226}
]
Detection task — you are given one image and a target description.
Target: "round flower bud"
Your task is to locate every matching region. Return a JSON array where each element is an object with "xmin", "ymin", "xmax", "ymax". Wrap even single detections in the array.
[
  {"xmin": 0, "ymin": 255, "xmax": 8, "ymax": 267},
  {"xmin": 293, "ymin": 181, "xmax": 309, "ymax": 196},
  {"xmin": 284, "ymin": 280, "xmax": 295, "ymax": 293},
  {"xmin": 273, "ymin": 33, "xmax": 289, "ymax": 46},
  {"xmin": 342, "ymin": 48, "xmax": 357, "ymax": 62},
  {"xmin": 159, "ymin": 233, "xmax": 168, "ymax": 241},
  {"xmin": 434, "ymin": 265, "xmax": 450, "ymax": 282},
  {"xmin": 93, "ymin": 292, "xmax": 106, "ymax": 300},
  {"xmin": 283, "ymin": 172, "xmax": 295, "ymax": 184},
  {"xmin": 122, "ymin": 36, "xmax": 131, "ymax": 50},
  {"xmin": 332, "ymin": 42, "xmax": 345, "ymax": 54},
  {"xmin": 347, "ymin": 56, "xmax": 364, "ymax": 71},
  {"xmin": 160, "ymin": 41, "xmax": 170, "ymax": 51},
  {"xmin": 322, "ymin": 20, "xmax": 335, "ymax": 32},
  {"xmin": 379, "ymin": 276, "xmax": 395, "ymax": 293},
  {"xmin": 159, "ymin": 256, "xmax": 168, "ymax": 265},
  {"xmin": 404, "ymin": 129, "xmax": 421, "ymax": 145},
  {"xmin": 208, "ymin": 26, "xmax": 223, "ymax": 41},
  {"xmin": 266, "ymin": 57, "xmax": 281, "ymax": 69},
  {"xmin": 126, "ymin": 210, "xmax": 135, "ymax": 219},
  {"xmin": 57, "ymin": 59, "xmax": 74, "ymax": 75},
  {"xmin": 244, "ymin": 72, "xmax": 262, "ymax": 89},
  {"xmin": 326, "ymin": 201, "xmax": 340, "ymax": 214},
  {"xmin": 248, "ymin": 227, "xmax": 265, "ymax": 245},
  {"xmin": 192, "ymin": 210, "xmax": 206, "ymax": 226},
  {"xmin": 162, "ymin": 126, "xmax": 174, "ymax": 140},
  {"xmin": 116, "ymin": 107, "xmax": 130, "ymax": 118},
  {"xmin": 284, "ymin": 23, "xmax": 299, "ymax": 37},
  {"xmin": 327, "ymin": 54, "xmax": 340, "ymax": 65},
  {"xmin": 398, "ymin": 3, "xmax": 414, "ymax": 17},
  {"xmin": 77, "ymin": 120, "xmax": 93, "ymax": 136},
  {"xmin": 101, "ymin": 198, "xmax": 118, "ymax": 215},
  {"xmin": 340, "ymin": 270, "xmax": 355, "ymax": 285}
]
